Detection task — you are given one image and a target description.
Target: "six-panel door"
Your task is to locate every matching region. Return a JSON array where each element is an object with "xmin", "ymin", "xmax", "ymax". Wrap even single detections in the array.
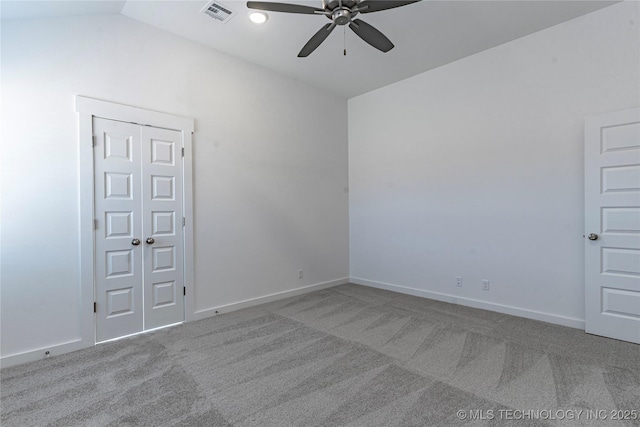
[
  {"xmin": 94, "ymin": 118, "xmax": 184, "ymax": 342},
  {"xmin": 585, "ymin": 108, "xmax": 640, "ymax": 344},
  {"xmin": 141, "ymin": 126, "xmax": 185, "ymax": 331}
]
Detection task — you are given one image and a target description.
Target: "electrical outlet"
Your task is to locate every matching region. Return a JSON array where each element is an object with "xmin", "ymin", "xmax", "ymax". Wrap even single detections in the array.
[
  {"xmin": 298, "ymin": 269, "xmax": 303, "ymax": 279},
  {"xmin": 456, "ymin": 276, "xmax": 462, "ymax": 287},
  {"xmin": 482, "ymin": 280, "xmax": 490, "ymax": 291}
]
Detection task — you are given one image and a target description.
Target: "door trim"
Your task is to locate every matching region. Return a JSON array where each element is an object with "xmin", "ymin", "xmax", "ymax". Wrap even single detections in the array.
[{"xmin": 76, "ymin": 96, "xmax": 195, "ymax": 346}]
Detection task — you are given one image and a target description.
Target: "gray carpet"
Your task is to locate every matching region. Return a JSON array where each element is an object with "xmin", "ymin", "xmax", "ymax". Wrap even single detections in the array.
[{"xmin": 2, "ymin": 284, "xmax": 639, "ymax": 426}]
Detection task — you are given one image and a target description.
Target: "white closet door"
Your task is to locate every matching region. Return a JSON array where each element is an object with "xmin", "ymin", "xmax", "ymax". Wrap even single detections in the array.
[
  {"xmin": 94, "ymin": 119, "xmax": 185, "ymax": 342},
  {"xmin": 94, "ymin": 118, "xmax": 144, "ymax": 342},
  {"xmin": 141, "ymin": 126, "xmax": 185, "ymax": 330}
]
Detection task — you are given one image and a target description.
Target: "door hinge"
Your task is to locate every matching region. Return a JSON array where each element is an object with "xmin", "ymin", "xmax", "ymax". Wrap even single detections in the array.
[
  {"xmin": 92, "ymin": 136, "xmax": 97, "ymax": 147},
  {"xmin": 93, "ymin": 302, "xmax": 97, "ymax": 313},
  {"xmin": 183, "ymin": 287, "xmax": 186, "ymax": 296},
  {"xmin": 182, "ymin": 217, "xmax": 186, "ymax": 227},
  {"xmin": 93, "ymin": 219, "xmax": 98, "ymax": 230},
  {"xmin": 181, "ymin": 147, "xmax": 185, "ymax": 157}
]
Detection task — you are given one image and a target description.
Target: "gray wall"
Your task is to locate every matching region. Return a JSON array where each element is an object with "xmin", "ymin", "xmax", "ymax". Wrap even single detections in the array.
[
  {"xmin": 1, "ymin": 14, "xmax": 349, "ymax": 361},
  {"xmin": 348, "ymin": 2, "xmax": 639, "ymax": 327}
]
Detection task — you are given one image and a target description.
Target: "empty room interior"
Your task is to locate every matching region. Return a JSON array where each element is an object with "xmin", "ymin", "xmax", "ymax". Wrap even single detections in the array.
[{"xmin": 1, "ymin": 0, "xmax": 639, "ymax": 425}]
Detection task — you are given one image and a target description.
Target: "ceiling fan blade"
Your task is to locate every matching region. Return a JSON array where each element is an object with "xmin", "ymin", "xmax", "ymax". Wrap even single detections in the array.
[
  {"xmin": 355, "ymin": 0, "xmax": 421, "ymax": 14},
  {"xmin": 348, "ymin": 19, "xmax": 394, "ymax": 52},
  {"xmin": 246, "ymin": 1, "xmax": 324, "ymax": 14},
  {"xmin": 298, "ymin": 23, "xmax": 336, "ymax": 57}
]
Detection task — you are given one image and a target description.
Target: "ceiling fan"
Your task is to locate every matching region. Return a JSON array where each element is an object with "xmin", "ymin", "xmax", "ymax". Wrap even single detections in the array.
[{"xmin": 246, "ymin": 0, "xmax": 421, "ymax": 57}]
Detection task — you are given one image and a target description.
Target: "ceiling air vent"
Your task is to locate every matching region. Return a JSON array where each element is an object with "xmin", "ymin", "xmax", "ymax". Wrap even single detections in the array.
[{"xmin": 201, "ymin": 0, "xmax": 236, "ymax": 23}]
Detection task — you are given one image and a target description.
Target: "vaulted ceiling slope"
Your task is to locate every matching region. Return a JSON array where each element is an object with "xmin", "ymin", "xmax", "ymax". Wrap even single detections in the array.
[{"xmin": 1, "ymin": 0, "xmax": 619, "ymax": 97}]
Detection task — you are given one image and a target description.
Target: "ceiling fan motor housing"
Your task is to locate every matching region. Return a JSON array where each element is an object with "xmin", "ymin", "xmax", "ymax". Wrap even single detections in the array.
[
  {"xmin": 325, "ymin": 0, "xmax": 358, "ymax": 11},
  {"xmin": 331, "ymin": 8, "xmax": 354, "ymax": 25}
]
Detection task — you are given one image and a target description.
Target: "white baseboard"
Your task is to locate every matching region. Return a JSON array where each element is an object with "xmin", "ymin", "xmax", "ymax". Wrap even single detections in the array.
[
  {"xmin": 350, "ymin": 277, "xmax": 585, "ymax": 330},
  {"xmin": 192, "ymin": 277, "xmax": 350, "ymax": 321},
  {"xmin": 1, "ymin": 338, "xmax": 89, "ymax": 369},
  {"xmin": 8, "ymin": 277, "xmax": 580, "ymax": 368},
  {"xmin": 2, "ymin": 278, "xmax": 349, "ymax": 368}
]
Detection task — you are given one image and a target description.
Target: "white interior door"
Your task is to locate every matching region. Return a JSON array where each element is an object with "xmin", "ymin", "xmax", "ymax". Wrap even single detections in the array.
[
  {"xmin": 94, "ymin": 118, "xmax": 184, "ymax": 342},
  {"xmin": 141, "ymin": 126, "xmax": 185, "ymax": 330},
  {"xmin": 585, "ymin": 107, "xmax": 640, "ymax": 344},
  {"xmin": 94, "ymin": 118, "xmax": 144, "ymax": 342}
]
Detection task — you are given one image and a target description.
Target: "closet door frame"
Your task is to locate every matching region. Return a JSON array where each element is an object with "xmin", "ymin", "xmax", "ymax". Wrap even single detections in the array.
[{"xmin": 77, "ymin": 96, "xmax": 195, "ymax": 346}]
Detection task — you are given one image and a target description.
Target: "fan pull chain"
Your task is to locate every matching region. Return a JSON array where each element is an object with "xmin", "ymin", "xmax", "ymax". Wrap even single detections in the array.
[{"xmin": 343, "ymin": 26, "xmax": 347, "ymax": 56}]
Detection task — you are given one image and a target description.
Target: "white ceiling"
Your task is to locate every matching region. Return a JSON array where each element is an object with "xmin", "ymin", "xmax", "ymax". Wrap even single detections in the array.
[
  {"xmin": 1, "ymin": 0, "xmax": 126, "ymax": 20},
  {"xmin": 2, "ymin": 0, "xmax": 618, "ymax": 97}
]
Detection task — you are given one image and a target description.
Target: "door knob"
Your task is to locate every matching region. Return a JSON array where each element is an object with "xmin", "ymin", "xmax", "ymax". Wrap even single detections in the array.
[
  {"xmin": 131, "ymin": 238, "xmax": 141, "ymax": 246},
  {"xmin": 587, "ymin": 233, "xmax": 599, "ymax": 241},
  {"xmin": 146, "ymin": 237, "xmax": 155, "ymax": 244}
]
